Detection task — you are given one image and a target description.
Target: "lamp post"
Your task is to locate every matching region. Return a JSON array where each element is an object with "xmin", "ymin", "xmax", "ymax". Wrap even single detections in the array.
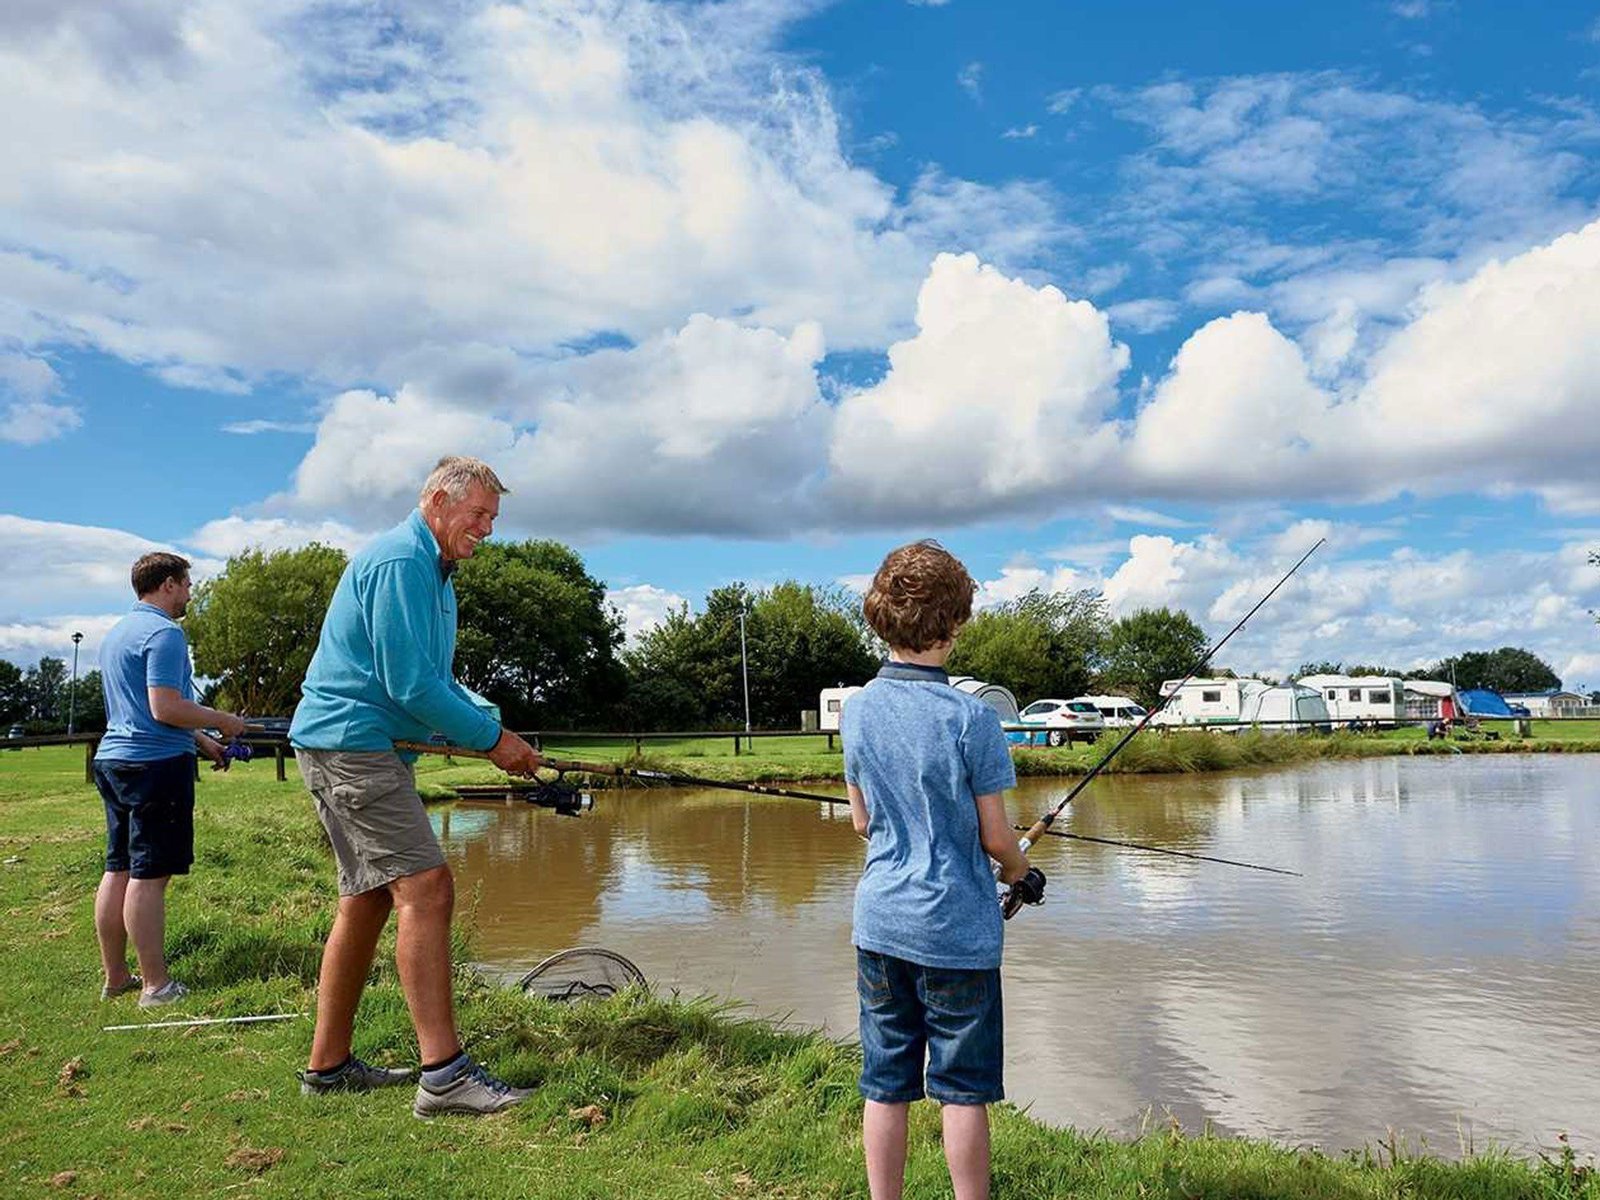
[
  {"xmin": 738, "ymin": 602, "xmax": 752, "ymax": 736},
  {"xmin": 67, "ymin": 631, "xmax": 83, "ymax": 736}
]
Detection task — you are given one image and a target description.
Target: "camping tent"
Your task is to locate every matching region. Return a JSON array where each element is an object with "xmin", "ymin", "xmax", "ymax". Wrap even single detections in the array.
[
  {"xmin": 948, "ymin": 676, "xmax": 1020, "ymax": 724},
  {"xmin": 1458, "ymin": 688, "xmax": 1513, "ymax": 717}
]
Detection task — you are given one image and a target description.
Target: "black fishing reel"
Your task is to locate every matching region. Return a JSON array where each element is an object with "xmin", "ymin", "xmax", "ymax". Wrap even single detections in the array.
[{"xmin": 527, "ymin": 770, "xmax": 593, "ymax": 818}]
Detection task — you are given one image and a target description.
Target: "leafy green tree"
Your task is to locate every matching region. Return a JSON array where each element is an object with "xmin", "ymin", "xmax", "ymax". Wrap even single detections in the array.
[
  {"xmin": 0, "ymin": 660, "xmax": 25, "ymax": 724},
  {"xmin": 1296, "ymin": 660, "xmax": 1345, "ymax": 678},
  {"xmin": 1098, "ymin": 607, "xmax": 1209, "ymax": 708},
  {"xmin": 22, "ymin": 657, "xmax": 67, "ymax": 729},
  {"xmin": 1421, "ymin": 647, "xmax": 1562, "ymax": 693},
  {"xmin": 453, "ymin": 541, "xmax": 626, "ymax": 729},
  {"xmin": 186, "ymin": 544, "xmax": 349, "ymax": 716},
  {"xmin": 65, "ymin": 669, "xmax": 106, "ymax": 733},
  {"xmin": 623, "ymin": 582, "xmax": 876, "ymax": 730},
  {"xmin": 948, "ymin": 589, "xmax": 1107, "ymax": 704}
]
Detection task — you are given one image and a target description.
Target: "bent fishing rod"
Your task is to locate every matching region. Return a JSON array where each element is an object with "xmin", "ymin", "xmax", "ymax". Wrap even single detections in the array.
[
  {"xmin": 393, "ymin": 743, "xmax": 1292, "ymax": 874},
  {"xmin": 998, "ymin": 537, "xmax": 1323, "ymax": 917}
]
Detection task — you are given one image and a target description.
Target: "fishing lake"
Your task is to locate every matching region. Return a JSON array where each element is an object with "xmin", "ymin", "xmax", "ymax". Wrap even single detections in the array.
[{"xmin": 434, "ymin": 753, "xmax": 1600, "ymax": 1157}]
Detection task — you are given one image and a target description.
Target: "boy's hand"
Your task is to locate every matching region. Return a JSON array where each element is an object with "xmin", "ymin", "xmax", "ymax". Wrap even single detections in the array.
[{"xmin": 1001, "ymin": 866, "xmax": 1046, "ymax": 919}]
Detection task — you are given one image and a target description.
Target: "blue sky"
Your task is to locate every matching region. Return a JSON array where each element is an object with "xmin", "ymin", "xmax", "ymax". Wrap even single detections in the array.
[{"xmin": 3, "ymin": 0, "xmax": 1599, "ymax": 689}]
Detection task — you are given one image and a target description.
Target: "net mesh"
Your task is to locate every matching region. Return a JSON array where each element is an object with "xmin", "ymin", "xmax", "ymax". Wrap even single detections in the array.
[{"xmin": 518, "ymin": 947, "xmax": 646, "ymax": 1002}]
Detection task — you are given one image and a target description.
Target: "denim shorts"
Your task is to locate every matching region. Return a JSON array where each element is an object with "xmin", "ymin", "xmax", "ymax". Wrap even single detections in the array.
[
  {"xmin": 93, "ymin": 755, "xmax": 196, "ymax": 879},
  {"xmin": 856, "ymin": 948, "xmax": 1004, "ymax": 1106}
]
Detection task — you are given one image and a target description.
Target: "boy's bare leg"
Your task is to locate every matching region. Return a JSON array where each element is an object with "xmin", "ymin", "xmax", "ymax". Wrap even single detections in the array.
[
  {"xmin": 123, "ymin": 877, "xmax": 172, "ymax": 990},
  {"xmin": 308, "ymin": 888, "xmax": 393, "ymax": 1071},
  {"xmin": 941, "ymin": 1103, "xmax": 991, "ymax": 1200},
  {"xmin": 390, "ymin": 864, "xmax": 461, "ymax": 1065},
  {"xmin": 863, "ymin": 1099, "xmax": 910, "ymax": 1200},
  {"xmin": 95, "ymin": 871, "xmax": 135, "ymax": 987}
]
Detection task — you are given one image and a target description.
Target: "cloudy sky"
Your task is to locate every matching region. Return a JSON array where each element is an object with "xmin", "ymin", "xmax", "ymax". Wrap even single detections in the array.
[{"xmin": 3, "ymin": 0, "xmax": 1599, "ymax": 689}]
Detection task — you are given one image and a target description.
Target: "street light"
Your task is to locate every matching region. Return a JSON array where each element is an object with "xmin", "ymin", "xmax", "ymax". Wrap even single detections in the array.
[
  {"xmin": 738, "ymin": 602, "xmax": 752, "ymax": 735},
  {"xmin": 67, "ymin": 631, "xmax": 83, "ymax": 737}
]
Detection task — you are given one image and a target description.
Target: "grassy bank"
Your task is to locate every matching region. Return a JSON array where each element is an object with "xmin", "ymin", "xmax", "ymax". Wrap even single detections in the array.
[
  {"xmin": 2, "ymin": 746, "xmax": 1595, "ymax": 1199},
  {"xmin": 526, "ymin": 725, "xmax": 1600, "ymax": 786}
]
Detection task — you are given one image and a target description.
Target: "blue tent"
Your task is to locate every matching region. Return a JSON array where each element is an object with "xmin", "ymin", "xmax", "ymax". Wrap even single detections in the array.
[{"xmin": 1459, "ymin": 688, "xmax": 1513, "ymax": 717}]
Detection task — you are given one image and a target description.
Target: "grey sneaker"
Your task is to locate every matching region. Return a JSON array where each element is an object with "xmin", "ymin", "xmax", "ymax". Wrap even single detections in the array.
[
  {"xmin": 138, "ymin": 980, "xmax": 189, "ymax": 1008},
  {"xmin": 300, "ymin": 1057, "xmax": 415, "ymax": 1096},
  {"xmin": 413, "ymin": 1062, "xmax": 531, "ymax": 1118},
  {"xmin": 101, "ymin": 974, "xmax": 142, "ymax": 1000}
]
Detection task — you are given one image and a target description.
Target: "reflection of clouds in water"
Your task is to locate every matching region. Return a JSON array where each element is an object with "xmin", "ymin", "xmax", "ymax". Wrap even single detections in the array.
[
  {"xmin": 599, "ymin": 846, "xmax": 714, "ymax": 925},
  {"xmin": 431, "ymin": 806, "xmax": 494, "ymax": 842},
  {"xmin": 441, "ymin": 756, "xmax": 1600, "ymax": 1155}
]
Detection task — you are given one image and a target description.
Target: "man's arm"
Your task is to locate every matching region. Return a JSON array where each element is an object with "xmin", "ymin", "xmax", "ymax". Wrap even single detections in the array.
[
  {"xmin": 366, "ymin": 560, "xmax": 501, "ymax": 750},
  {"xmin": 148, "ymin": 688, "xmax": 247, "ymax": 737}
]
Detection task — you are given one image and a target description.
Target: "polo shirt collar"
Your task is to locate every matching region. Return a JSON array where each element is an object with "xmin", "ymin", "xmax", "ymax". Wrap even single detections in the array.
[
  {"xmin": 876, "ymin": 660, "xmax": 949, "ymax": 683},
  {"xmin": 408, "ymin": 509, "xmax": 454, "ymax": 582}
]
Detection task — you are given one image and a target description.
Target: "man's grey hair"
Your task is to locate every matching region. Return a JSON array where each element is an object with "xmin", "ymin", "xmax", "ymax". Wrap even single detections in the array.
[{"xmin": 418, "ymin": 456, "xmax": 509, "ymax": 507}]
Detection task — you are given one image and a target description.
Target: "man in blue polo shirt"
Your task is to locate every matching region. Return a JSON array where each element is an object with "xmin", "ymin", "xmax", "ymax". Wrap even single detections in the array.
[
  {"xmin": 291, "ymin": 455, "xmax": 542, "ymax": 1117},
  {"xmin": 94, "ymin": 552, "xmax": 247, "ymax": 1008}
]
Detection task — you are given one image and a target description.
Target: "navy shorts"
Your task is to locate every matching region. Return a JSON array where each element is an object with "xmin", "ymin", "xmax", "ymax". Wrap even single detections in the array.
[
  {"xmin": 93, "ymin": 755, "xmax": 196, "ymax": 879},
  {"xmin": 856, "ymin": 948, "xmax": 1004, "ymax": 1106}
]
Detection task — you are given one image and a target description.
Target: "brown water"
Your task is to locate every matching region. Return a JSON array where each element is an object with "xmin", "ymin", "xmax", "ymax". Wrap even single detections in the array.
[{"xmin": 434, "ymin": 754, "xmax": 1600, "ymax": 1156}]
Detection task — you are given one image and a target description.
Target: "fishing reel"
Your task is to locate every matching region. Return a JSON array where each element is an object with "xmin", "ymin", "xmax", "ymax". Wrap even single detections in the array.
[
  {"xmin": 223, "ymin": 737, "xmax": 254, "ymax": 765},
  {"xmin": 526, "ymin": 770, "xmax": 593, "ymax": 818}
]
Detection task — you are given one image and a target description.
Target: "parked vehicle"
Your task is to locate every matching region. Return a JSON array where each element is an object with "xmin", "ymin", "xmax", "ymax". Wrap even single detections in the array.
[
  {"xmin": 1239, "ymin": 684, "xmax": 1332, "ymax": 732},
  {"xmin": 1294, "ymin": 675, "xmax": 1405, "ymax": 725},
  {"xmin": 1151, "ymin": 678, "xmax": 1267, "ymax": 727},
  {"xmin": 1074, "ymin": 694, "xmax": 1148, "ymax": 728},
  {"xmin": 818, "ymin": 686, "xmax": 864, "ymax": 732},
  {"xmin": 5, "ymin": 724, "xmax": 23, "ymax": 748},
  {"xmin": 1017, "ymin": 698, "xmax": 1105, "ymax": 746}
]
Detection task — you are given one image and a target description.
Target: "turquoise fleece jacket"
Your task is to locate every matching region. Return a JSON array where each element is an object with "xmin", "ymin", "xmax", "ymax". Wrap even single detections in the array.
[{"xmin": 290, "ymin": 510, "xmax": 500, "ymax": 753}]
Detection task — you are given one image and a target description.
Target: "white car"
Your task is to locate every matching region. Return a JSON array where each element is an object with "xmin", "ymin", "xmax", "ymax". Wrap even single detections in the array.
[
  {"xmin": 1075, "ymin": 694, "xmax": 1149, "ymax": 728},
  {"xmin": 1018, "ymin": 698, "xmax": 1106, "ymax": 746}
]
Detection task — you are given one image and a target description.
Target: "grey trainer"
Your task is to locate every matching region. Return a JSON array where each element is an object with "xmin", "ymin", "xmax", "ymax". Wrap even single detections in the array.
[
  {"xmin": 413, "ymin": 1062, "xmax": 532, "ymax": 1118},
  {"xmin": 138, "ymin": 980, "xmax": 189, "ymax": 1008},
  {"xmin": 300, "ymin": 1057, "xmax": 415, "ymax": 1096}
]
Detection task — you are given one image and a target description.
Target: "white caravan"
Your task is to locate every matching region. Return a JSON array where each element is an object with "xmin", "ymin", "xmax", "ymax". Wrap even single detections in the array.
[
  {"xmin": 818, "ymin": 686, "xmax": 864, "ymax": 732},
  {"xmin": 1152, "ymin": 678, "xmax": 1269, "ymax": 727},
  {"xmin": 1296, "ymin": 675, "xmax": 1406, "ymax": 724}
]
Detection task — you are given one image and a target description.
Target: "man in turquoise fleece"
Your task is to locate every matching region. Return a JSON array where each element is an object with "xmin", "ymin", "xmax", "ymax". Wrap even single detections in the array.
[{"xmin": 291, "ymin": 456, "xmax": 542, "ymax": 1117}]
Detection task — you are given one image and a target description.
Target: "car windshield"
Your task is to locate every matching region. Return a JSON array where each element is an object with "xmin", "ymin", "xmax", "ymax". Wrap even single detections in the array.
[{"xmin": 1067, "ymin": 703, "xmax": 1098, "ymax": 713}]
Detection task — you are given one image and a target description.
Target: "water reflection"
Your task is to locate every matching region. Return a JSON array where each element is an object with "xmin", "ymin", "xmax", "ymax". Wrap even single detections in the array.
[{"xmin": 436, "ymin": 755, "xmax": 1600, "ymax": 1156}]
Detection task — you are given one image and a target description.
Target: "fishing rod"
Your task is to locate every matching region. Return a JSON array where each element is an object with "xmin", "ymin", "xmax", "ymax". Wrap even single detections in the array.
[
  {"xmin": 999, "ymin": 537, "xmax": 1324, "ymax": 918},
  {"xmin": 395, "ymin": 743, "xmax": 1294, "ymax": 872}
]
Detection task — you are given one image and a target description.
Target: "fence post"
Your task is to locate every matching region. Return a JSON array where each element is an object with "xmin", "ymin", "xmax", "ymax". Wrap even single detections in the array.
[
  {"xmin": 275, "ymin": 742, "xmax": 287, "ymax": 782},
  {"xmin": 733, "ymin": 733, "xmax": 741, "ymax": 756},
  {"xmin": 827, "ymin": 733, "xmax": 835, "ymax": 753}
]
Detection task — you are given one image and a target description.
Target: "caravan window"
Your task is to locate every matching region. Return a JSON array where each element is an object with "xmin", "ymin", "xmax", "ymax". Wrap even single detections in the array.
[
  {"xmin": 1348, "ymin": 689, "xmax": 1362, "ymax": 702},
  {"xmin": 826, "ymin": 699, "xmax": 841, "ymax": 714},
  {"xmin": 1201, "ymin": 690, "xmax": 1222, "ymax": 703},
  {"xmin": 1367, "ymin": 690, "xmax": 1390, "ymax": 705},
  {"xmin": 1326, "ymin": 690, "xmax": 1337, "ymax": 701}
]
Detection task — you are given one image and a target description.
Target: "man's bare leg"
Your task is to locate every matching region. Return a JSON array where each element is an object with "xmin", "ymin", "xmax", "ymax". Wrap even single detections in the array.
[
  {"xmin": 390, "ymin": 865, "xmax": 460, "ymax": 1066},
  {"xmin": 123, "ymin": 877, "xmax": 172, "ymax": 991},
  {"xmin": 307, "ymin": 888, "xmax": 393, "ymax": 1072},
  {"xmin": 95, "ymin": 871, "xmax": 135, "ymax": 989}
]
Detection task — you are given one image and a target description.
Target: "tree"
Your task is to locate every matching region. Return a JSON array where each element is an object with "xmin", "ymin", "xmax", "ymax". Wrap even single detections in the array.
[
  {"xmin": 453, "ymin": 540, "xmax": 626, "ymax": 729},
  {"xmin": 65, "ymin": 670, "xmax": 107, "ymax": 733},
  {"xmin": 1099, "ymin": 607, "xmax": 1209, "ymax": 708},
  {"xmin": 947, "ymin": 589, "xmax": 1107, "ymax": 704},
  {"xmin": 1422, "ymin": 647, "xmax": 1562, "ymax": 693},
  {"xmin": 0, "ymin": 660, "xmax": 25, "ymax": 725},
  {"xmin": 186, "ymin": 544, "xmax": 349, "ymax": 715},
  {"xmin": 21, "ymin": 657, "xmax": 67, "ymax": 730},
  {"xmin": 623, "ymin": 582, "xmax": 877, "ymax": 730}
]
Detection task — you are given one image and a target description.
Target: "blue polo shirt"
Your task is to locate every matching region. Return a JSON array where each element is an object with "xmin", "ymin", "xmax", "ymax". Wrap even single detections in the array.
[
  {"xmin": 96, "ymin": 602, "xmax": 198, "ymax": 763},
  {"xmin": 844, "ymin": 661, "xmax": 1018, "ymax": 970},
  {"xmin": 290, "ymin": 510, "xmax": 500, "ymax": 753}
]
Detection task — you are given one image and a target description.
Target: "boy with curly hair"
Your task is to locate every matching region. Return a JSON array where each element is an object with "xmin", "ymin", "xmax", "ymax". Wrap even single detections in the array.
[{"xmin": 845, "ymin": 539, "xmax": 1045, "ymax": 1200}]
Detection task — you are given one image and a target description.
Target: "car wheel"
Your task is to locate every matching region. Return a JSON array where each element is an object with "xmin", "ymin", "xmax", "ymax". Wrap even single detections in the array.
[{"xmin": 1047, "ymin": 729, "xmax": 1067, "ymax": 747}]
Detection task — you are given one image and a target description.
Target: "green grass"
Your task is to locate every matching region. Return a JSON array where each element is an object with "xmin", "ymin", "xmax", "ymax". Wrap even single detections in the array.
[{"xmin": 2, "ymin": 746, "xmax": 1595, "ymax": 1198}]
